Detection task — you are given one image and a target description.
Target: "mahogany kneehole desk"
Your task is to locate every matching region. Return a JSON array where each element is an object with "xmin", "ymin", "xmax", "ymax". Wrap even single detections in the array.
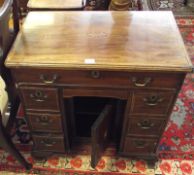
[{"xmin": 5, "ymin": 11, "xmax": 192, "ymax": 168}]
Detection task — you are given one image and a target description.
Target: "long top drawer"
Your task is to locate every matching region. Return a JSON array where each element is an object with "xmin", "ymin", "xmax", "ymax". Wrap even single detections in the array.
[{"xmin": 13, "ymin": 69, "xmax": 184, "ymax": 89}]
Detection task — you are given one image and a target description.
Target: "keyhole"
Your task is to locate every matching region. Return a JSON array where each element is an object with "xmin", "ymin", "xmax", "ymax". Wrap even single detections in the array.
[
  {"xmin": 35, "ymin": 91, "xmax": 43, "ymax": 97},
  {"xmin": 150, "ymin": 95, "xmax": 157, "ymax": 101},
  {"xmin": 91, "ymin": 71, "xmax": 100, "ymax": 78},
  {"xmin": 142, "ymin": 120, "xmax": 149, "ymax": 125},
  {"xmin": 41, "ymin": 115, "xmax": 48, "ymax": 121}
]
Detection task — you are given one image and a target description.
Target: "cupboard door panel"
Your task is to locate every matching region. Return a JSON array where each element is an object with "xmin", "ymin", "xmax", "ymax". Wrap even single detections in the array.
[{"xmin": 91, "ymin": 103, "xmax": 114, "ymax": 168}]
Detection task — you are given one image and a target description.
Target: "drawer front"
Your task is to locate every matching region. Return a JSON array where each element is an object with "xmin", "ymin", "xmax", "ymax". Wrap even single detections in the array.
[
  {"xmin": 28, "ymin": 113, "xmax": 63, "ymax": 133},
  {"xmin": 127, "ymin": 117, "xmax": 165, "ymax": 136},
  {"xmin": 123, "ymin": 137, "xmax": 157, "ymax": 154},
  {"xmin": 13, "ymin": 69, "xmax": 183, "ymax": 89},
  {"xmin": 20, "ymin": 87, "xmax": 60, "ymax": 111},
  {"xmin": 63, "ymin": 87, "xmax": 129, "ymax": 100},
  {"xmin": 33, "ymin": 135, "xmax": 65, "ymax": 152},
  {"xmin": 130, "ymin": 90, "xmax": 176, "ymax": 115}
]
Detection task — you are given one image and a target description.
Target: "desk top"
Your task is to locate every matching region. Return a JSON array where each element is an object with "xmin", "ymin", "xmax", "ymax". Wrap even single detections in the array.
[
  {"xmin": 6, "ymin": 11, "xmax": 192, "ymax": 72},
  {"xmin": 27, "ymin": 0, "xmax": 86, "ymax": 10}
]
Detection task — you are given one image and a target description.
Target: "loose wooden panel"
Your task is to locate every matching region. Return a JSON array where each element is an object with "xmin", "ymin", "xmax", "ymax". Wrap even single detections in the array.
[
  {"xmin": 13, "ymin": 68, "xmax": 184, "ymax": 89},
  {"xmin": 6, "ymin": 11, "xmax": 192, "ymax": 72},
  {"xmin": 33, "ymin": 135, "xmax": 65, "ymax": 152},
  {"xmin": 28, "ymin": 0, "xmax": 86, "ymax": 10},
  {"xmin": 130, "ymin": 90, "xmax": 176, "ymax": 115},
  {"xmin": 20, "ymin": 87, "xmax": 60, "ymax": 111},
  {"xmin": 127, "ymin": 117, "xmax": 165, "ymax": 137},
  {"xmin": 123, "ymin": 137, "xmax": 157, "ymax": 154},
  {"xmin": 28, "ymin": 113, "xmax": 63, "ymax": 133}
]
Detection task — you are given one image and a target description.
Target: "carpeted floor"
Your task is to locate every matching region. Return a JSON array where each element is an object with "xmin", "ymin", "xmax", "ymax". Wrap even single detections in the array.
[
  {"xmin": 0, "ymin": 150, "xmax": 193, "ymax": 174},
  {"xmin": 158, "ymin": 15, "xmax": 194, "ymax": 160},
  {"xmin": 147, "ymin": 0, "xmax": 194, "ymax": 15}
]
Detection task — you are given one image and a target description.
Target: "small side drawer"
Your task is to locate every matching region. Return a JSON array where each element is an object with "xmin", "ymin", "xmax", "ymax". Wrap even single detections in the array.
[
  {"xmin": 127, "ymin": 117, "xmax": 165, "ymax": 136},
  {"xmin": 123, "ymin": 137, "xmax": 157, "ymax": 154},
  {"xmin": 28, "ymin": 113, "xmax": 63, "ymax": 133},
  {"xmin": 130, "ymin": 90, "xmax": 176, "ymax": 115},
  {"xmin": 33, "ymin": 135, "xmax": 65, "ymax": 152},
  {"xmin": 20, "ymin": 87, "xmax": 60, "ymax": 111}
]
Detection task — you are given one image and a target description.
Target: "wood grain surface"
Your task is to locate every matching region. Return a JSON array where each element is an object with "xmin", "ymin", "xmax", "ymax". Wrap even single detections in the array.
[
  {"xmin": 27, "ymin": 0, "xmax": 85, "ymax": 10},
  {"xmin": 6, "ymin": 11, "xmax": 192, "ymax": 72}
]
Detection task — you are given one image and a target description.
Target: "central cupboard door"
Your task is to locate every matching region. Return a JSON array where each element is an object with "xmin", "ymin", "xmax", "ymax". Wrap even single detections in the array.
[
  {"xmin": 63, "ymin": 87, "xmax": 129, "ymax": 168},
  {"xmin": 91, "ymin": 103, "xmax": 114, "ymax": 168}
]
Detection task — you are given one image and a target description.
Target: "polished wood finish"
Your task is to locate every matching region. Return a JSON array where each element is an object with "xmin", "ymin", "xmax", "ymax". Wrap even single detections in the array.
[
  {"xmin": 33, "ymin": 134, "xmax": 65, "ymax": 152},
  {"xmin": 63, "ymin": 87, "xmax": 128, "ymax": 99},
  {"xmin": 27, "ymin": 0, "xmax": 86, "ymax": 10},
  {"xmin": 5, "ymin": 11, "xmax": 192, "ymax": 168},
  {"xmin": 28, "ymin": 113, "xmax": 63, "ymax": 133},
  {"xmin": 13, "ymin": 68, "xmax": 184, "ymax": 88},
  {"xmin": 130, "ymin": 90, "xmax": 176, "ymax": 115},
  {"xmin": 20, "ymin": 87, "xmax": 60, "ymax": 111},
  {"xmin": 91, "ymin": 103, "xmax": 113, "ymax": 168},
  {"xmin": 126, "ymin": 117, "xmax": 165, "ymax": 137},
  {"xmin": 6, "ymin": 11, "xmax": 192, "ymax": 72},
  {"xmin": 123, "ymin": 137, "xmax": 157, "ymax": 154}
]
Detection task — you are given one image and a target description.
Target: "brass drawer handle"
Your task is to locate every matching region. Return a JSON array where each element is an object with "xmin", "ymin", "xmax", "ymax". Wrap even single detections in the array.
[
  {"xmin": 132, "ymin": 77, "xmax": 151, "ymax": 87},
  {"xmin": 91, "ymin": 70, "xmax": 100, "ymax": 78},
  {"xmin": 30, "ymin": 91, "xmax": 48, "ymax": 102},
  {"xmin": 35, "ymin": 115, "xmax": 53, "ymax": 126},
  {"xmin": 133, "ymin": 140, "xmax": 147, "ymax": 149},
  {"xmin": 137, "ymin": 119, "xmax": 154, "ymax": 130},
  {"xmin": 40, "ymin": 74, "xmax": 58, "ymax": 84},
  {"xmin": 40, "ymin": 140, "xmax": 56, "ymax": 147},
  {"xmin": 143, "ymin": 95, "xmax": 164, "ymax": 106}
]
